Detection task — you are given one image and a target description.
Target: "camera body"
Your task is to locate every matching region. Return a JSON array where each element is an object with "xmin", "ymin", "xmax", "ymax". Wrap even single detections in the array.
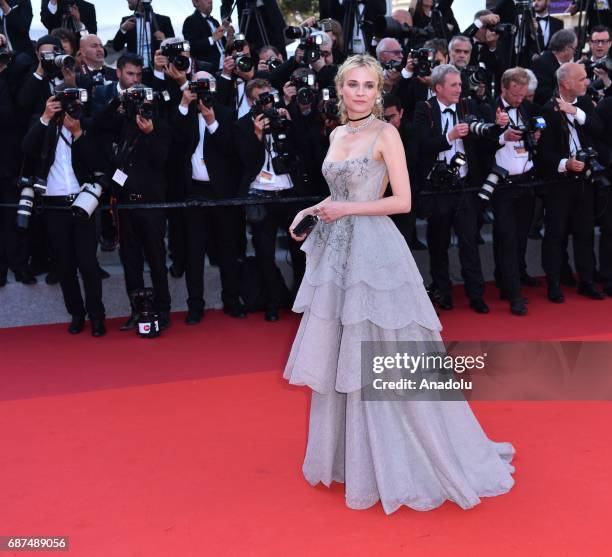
[
  {"xmin": 121, "ymin": 86, "xmax": 168, "ymax": 120},
  {"xmin": 464, "ymin": 64, "xmax": 487, "ymax": 91},
  {"xmin": 266, "ymin": 56, "xmax": 282, "ymax": 71},
  {"xmin": 575, "ymin": 147, "xmax": 610, "ymax": 189},
  {"xmin": 188, "ymin": 78, "xmax": 216, "ymax": 107},
  {"xmin": 40, "ymin": 48, "xmax": 75, "ymax": 77},
  {"xmin": 410, "ymin": 48, "xmax": 437, "ymax": 78},
  {"xmin": 509, "ymin": 115, "xmax": 546, "ymax": 153},
  {"xmin": 284, "ymin": 21, "xmax": 332, "ymax": 40},
  {"xmin": 427, "ymin": 153, "xmax": 467, "ymax": 189},
  {"xmin": 487, "ymin": 23, "xmax": 513, "ymax": 35},
  {"xmin": 320, "ymin": 87, "xmax": 339, "ymax": 120},
  {"xmin": 56, "ymin": 88, "xmax": 88, "ymax": 119},
  {"xmin": 0, "ymin": 46, "xmax": 14, "ymax": 66},
  {"xmin": 290, "ymin": 73, "xmax": 316, "ymax": 105},
  {"xmin": 382, "ymin": 59, "xmax": 403, "ymax": 72},
  {"xmin": 298, "ymin": 33, "xmax": 323, "ymax": 65},
  {"xmin": 161, "ymin": 40, "xmax": 191, "ymax": 72}
]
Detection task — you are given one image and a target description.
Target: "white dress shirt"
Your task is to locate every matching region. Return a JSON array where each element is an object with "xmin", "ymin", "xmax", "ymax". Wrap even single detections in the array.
[
  {"xmin": 177, "ymin": 104, "xmax": 220, "ymax": 181},
  {"xmin": 558, "ymin": 99, "xmax": 586, "ymax": 173},
  {"xmin": 202, "ymin": 11, "xmax": 225, "ymax": 70},
  {"xmin": 120, "ymin": 14, "xmax": 152, "ymax": 68},
  {"xmin": 536, "ymin": 12, "xmax": 551, "ymax": 48},
  {"xmin": 437, "ymin": 100, "xmax": 468, "ymax": 178},
  {"xmin": 39, "ymin": 122, "xmax": 81, "ymax": 196},
  {"xmin": 250, "ymin": 134, "xmax": 293, "ymax": 192},
  {"xmin": 496, "ymin": 99, "xmax": 533, "ymax": 176}
]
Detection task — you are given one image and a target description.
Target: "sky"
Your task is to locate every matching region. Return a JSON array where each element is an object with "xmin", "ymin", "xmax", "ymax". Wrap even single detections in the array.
[{"xmin": 30, "ymin": 1, "xmax": 481, "ymax": 44}]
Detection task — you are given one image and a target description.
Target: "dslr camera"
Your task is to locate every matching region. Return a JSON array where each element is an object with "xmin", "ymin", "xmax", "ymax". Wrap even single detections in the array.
[
  {"xmin": 0, "ymin": 46, "xmax": 14, "ymax": 66},
  {"xmin": 320, "ymin": 88, "xmax": 339, "ymax": 120},
  {"xmin": 40, "ymin": 48, "xmax": 75, "ymax": 77},
  {"xmin": 508, "ymin": 115, "xmax": 546, "ymax": 154},
  {"xmin": 294, "ymin": 33, "xmax": 324, "ymax": 65},
  {"xmin": 56, "ymin": 88, "xmax": 89, "ymax": 119},
  {"xmin": 374, "ymin": 15, "xmax": 434, "ymax": 42},
  {"xmin": 161, "ymin": 40, "xmax": 191, "ymax": 72},
  {"xmin": 231, "ymin": 34, "xmax": 253, "ymax": 72},
  {"xmin": 576, "ymin": 147, "xmax": 611, "ymax": 189},
  {"xmin": 188, "ymin": 78, "xmax": 216, "ymax": 107},
  {"xmin": 290, "ymin": 73, "xmax": 316, "ymax": 105},
  {"xmin": 427, "ymin": 152, "xmax": 467, "ymax": 190},
  {"xmin": 410, "ymin": 48, "xmax": 437, "ymax": 78},
  {"xmin": 464, "ymin": 64, "xmax": 487, "ymax": 91},
  {"xmin": 284, "ymin": 20, "xmax": 333, "ymax": 40},
  {"xmin": 120, "ymin": 85, "xmax": 169, "ymax": 120},
  {"xmin": 382, "ymin": 59, "xmax": 403, "ymax": 72}
]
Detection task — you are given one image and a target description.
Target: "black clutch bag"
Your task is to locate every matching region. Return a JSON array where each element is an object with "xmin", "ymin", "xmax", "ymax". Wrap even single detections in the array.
[{"xmin": 293, "ymin": 214, "xmax": 319, "ymax": 236}]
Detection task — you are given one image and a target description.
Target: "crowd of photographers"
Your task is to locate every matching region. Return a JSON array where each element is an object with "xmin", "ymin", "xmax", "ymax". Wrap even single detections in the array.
[{"xmin": 2, "ymin": 0, "xmax": 612, "ymax": 338}]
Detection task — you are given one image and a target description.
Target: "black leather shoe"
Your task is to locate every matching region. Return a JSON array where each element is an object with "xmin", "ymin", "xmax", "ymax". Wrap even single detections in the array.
[
  {"xmin": 120, "ymin": 313, "xmax": 139, "ymax": 331},
  {"xmin": 510, "ymin": 299, "xmax": 528, "ymax": 316},
  {"xmin": 169, "ymin": 264, "xmax": 184, "ymax": 279},
  {"xmin": 520, "ymin": 274, "xmax": 542, "ymax": 287},
  {"xmin": 547, "ymin": 283, "xmax": 565, "ymax": 303},
  {"xmin": 68, "ymin": 315, "xmax": 85, "ymax": 334},
  {"xmin": 15, "ymin": 269, "xmax": 37, "ymax": 285},
  {"xmin": 185, "ymin": 309, "xmax": 203, "ymax": 325},
  {"xmin": 45, "ymin": 271, "xmax": 59, "ymax": 285},
  {"xmin": 469, "ymin": 298, "xmax": 490, "ymax": 314},
  {"xmin": 90, "ymin": 318, "xmax": 106, "ymax": 337},
  {"xmin": 499, "ymin": 290, "xmax": 529, "ymax": 303},
  {"xmin": 560, "ymin": 274, "xmax": 577, "ymax": 287},
  {"xmin": 265, "ymin": 308, "xmax": 279, "ymax": 322},
  {"xmin": 432, "ymin": 290, "xmax": 453, "ymax": 310},
  {"xmin": 577, "ymin": 282, "xmax": 605, "ymax": 300},
  {"xmin": 158, "ymin": 312, "xmax": 171, "ymax": 330},
  {"xmin": 224, "ymin": 303, "xmax": 247, "ymax": 318},
  {"xmin": 98, "ymin": 266, "xmax": 110, "ymax": 279}
]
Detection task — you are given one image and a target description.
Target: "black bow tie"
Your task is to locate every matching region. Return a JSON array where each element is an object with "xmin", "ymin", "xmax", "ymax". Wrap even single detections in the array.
[
  {"xmin": 536, "ymin": 15, "xmax": 549, "ymax": 21},
  {"xmin": 443, "ymin": 108, "xmax": 455, "ymax": 114}
]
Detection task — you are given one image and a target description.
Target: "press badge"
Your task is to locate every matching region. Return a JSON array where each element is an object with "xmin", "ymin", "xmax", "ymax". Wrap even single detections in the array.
[
  {"xmin": 113, "ymin": 169, "xmax": 128, "ymax": 186},
  {"xmin": 352, "ymin": 38, "xmax": 365, "ymax": 54},
  {"xmin": 258, "ymin": 170, "xmax": 274, "ymax": 183}
]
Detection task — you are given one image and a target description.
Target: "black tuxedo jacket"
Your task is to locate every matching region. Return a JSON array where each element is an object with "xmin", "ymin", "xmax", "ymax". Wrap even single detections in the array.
[
  {"xmin": 412, "ymin": 0, "xmax": 460, "ymax": 43},
  {"xmin": 172, "ymin": 102, "xmax": 241, "ymax": 199},
  {"xmin": 393, "ymin": 76, "xmax": 430, "ymax": 122},
  {"xmin": 536, "ymin": 95, "xmax": 604, "ymax": 179},
  {"xmin": 535, "ymin": 15, "xmax": 563, "ymax": 51},
  {"xmin": 182, "ymin": 10, "xmax": 225, "ymax": 71},
  {"xmin": 41, "ymin": 0, "xmax": 97, "ymax": 34},
  {"xmin": 320, "ymin": 0, "xmax": 386, "ymax": 55},
  {"xmin": 1, "ymin": 0, "xmax": 33, "ymax": 56},
  {"xmin": 413, "ymin": 95, "xmax": 494, "ymax": 189},
  {"xmin": 112, "ymin": 12, "xmax": 175, "ymax": 60},
  {"xmin": 533, "ymin": 50, "xmax": 561, "ymax": 106}
]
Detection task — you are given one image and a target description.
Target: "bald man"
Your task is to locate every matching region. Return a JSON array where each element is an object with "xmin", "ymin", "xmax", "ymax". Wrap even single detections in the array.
[
  {"xmin": 76, "ymin": 34, "xmax": 116, "ymax": 91},
  {"xmin": 537, "ymin": 62, "xmax": 605, "ymax": 302}
]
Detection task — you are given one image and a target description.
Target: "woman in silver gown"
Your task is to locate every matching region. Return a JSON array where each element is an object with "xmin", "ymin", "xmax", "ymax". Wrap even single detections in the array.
[{"xmin": 283, "ymin": 55, "xmax": 516, "ymax": 514}]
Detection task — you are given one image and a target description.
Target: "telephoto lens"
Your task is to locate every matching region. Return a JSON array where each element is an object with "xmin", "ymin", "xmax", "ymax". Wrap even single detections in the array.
[
  {"xmin": 16, "ymin": 185, "xmax": 35, "ymax": 230},
  {"xmin": 479, "ymin": 164, "xmax": 509, "ymax": 202},
  {"xmin": 71, "ymin": 182, "xmax": 104, "ymax": 220}
]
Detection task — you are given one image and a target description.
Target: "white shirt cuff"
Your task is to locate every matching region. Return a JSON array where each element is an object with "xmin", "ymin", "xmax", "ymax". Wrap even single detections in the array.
[
  {"xmin": 178, "ymin": 104, "xmax": 189, "ymax": 116},
  {"xmin": 209, "ymin": 37, "xmax": 214, "ymax": 45},
  {"xmin": 221, "ymin": 74, "xmax": 231, "ymax": 80},
  {"xmin": 445, "ymin": 132, "xmax": 453, "ymax": 145},
  {"xmin": 498, "ymin": 133, "xmax": 506, "ymax": 146},
  {"xmin": 574, "ymin": 107, "xmax": 586, "ymax": 125},
  {"xmin": 180, "ymin": 81, "xmax": 189, "ymax": 91},
  {"xmin": 153, "ymin": 69, "xmax": 165, "ymax": 81},
  {"xmin": 401, "ymin": 68, "xmax": 413, "ymax": 79},
  {"xmin": 48, "ymin": 2, "xmax": 58, "ymax": 15},
  {"xmin": 206, "ymin": 120, "xmax": 219, "ymax": 134},
  {"xmin": 33, "ymin": 72, "xmax": 43, "ymax": 81},
  {"xmin": 40, "ymin": 117, "xmax": 49, "ymax": 126},
  {"xmin": 474, "ymin": 19, "xmax": 484, "ymax": 29},
  {"xmin": 558, "ymin": 158, "xmax": 568, "ymax": 173}
]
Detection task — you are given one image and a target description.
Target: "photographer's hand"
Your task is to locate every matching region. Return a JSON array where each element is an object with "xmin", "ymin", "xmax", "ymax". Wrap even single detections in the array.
[
  {"xmin": 154, "ymin": 49, "xmax": 169, "ymax": 73},
  {"xmin": 121, "ymin": 17, "xmax": 137, "ymax": 33},
  {"xmin": 278, "ymin": 107, "xmax": 291, "ymax": 121},
  {"xmin": 594, "ymin": 68, "xmax": 612, "ymax": 89},
  {"xmin": 167, "ymin": 64, "xmax": 187, "ymax": 86},
  {"xmin": 504, "ymin": 127, "xmax": 523, "ymax": 142},
  {"xmin": 479, "ymin": 13, "xmax": 500, "ymax": 26},
  {"xmin": 222, "ymin": 56, "xmax": 235, "ymax": 78},
  {"xmin": 294, "ymin": 47, "xmax": 305, "ymax": 64},
  {"xmin": 566, "ymin": 157, "xmax": 585, "ymax": 172},
  {"xmin": 154, "ymin": 30, "xmax": 166, "ymax": 41},
  {"xmin": 41, "ymin": 96, "xmax": 62, "ymax": 125},
  {"xmin": 448, "ymin": 123, "xmax": 469, "ymax": 140},
  {"xmin": 0, "ymin": 1, "xmax": 10, "ymax": 15},
  {"xmin": 556, "ymin": 97, "xmax": 577, "ymax": 116},
  {"xmin": 199, "ymin": 101, "xmax": 216, "ymax": 126},
  {"xmin": 495, "ymin": 107, "xmax": 509, "ymax": 127},
  {"xmin": 136, "ymin": 115, "xmax": 154, "ymax": 134},
  {"xmin": 282, "ymin": 82, "xmax": 296, "ymax": 105},
  {"xmin": 212, "ymin": 27, "xmax": 225, "ymax": 42},
  {"xmin": 253, "ymin": 114, "xmax": 267, "ymax": 141},
  {"xmin": 180, "ymin": 89, "xmax": 197, "ymax": 109}
]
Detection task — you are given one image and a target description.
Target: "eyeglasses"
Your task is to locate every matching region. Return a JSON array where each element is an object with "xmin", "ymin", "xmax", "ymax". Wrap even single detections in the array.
[{"xmin": 591, "ymin": 39, "xmax": 611, "ymax": 45}]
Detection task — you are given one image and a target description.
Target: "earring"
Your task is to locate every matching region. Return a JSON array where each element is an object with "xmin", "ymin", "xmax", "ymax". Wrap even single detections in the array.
[{"xmin": 376, "ymin": 96, "xmax": 383, "ymax": 105}]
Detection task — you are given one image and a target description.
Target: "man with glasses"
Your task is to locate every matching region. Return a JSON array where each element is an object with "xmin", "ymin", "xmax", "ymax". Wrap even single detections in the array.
[
  {"xmin": 533, "ymin": 28, "xmax": 577, "ymax": 105},
  {"xmin": 584, "ymin": 26, "xmax": 612, "ymax": 98},
  {"xmin": 375, "ymin": 37, "xmax": 403, "ymax": 93}
]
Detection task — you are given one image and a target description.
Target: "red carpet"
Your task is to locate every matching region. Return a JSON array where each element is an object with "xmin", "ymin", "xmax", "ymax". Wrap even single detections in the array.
[{"xmin": 1, "ymin": 284, "xmax": 612, "ymax": 556}]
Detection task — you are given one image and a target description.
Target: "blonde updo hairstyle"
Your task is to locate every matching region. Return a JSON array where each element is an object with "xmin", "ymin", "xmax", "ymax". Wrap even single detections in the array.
[{"xmin": 334, "ymin": 54, "xmax": 385, "ymax": 124}]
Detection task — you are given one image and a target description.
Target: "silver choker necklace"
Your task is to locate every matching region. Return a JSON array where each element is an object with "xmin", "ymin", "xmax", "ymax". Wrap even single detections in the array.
[{"xmin": 346, "ymin": 114, "xmax": 376, "ymax": 134}]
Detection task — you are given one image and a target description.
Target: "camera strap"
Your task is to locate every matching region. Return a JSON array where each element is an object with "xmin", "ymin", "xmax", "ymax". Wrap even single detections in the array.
[
  {"xmin": 564, "ymin": 115, "xmax": 582, "ymax": 155},
  {"xmin": 115, "ymin": 125, "xmax": 142, "ymax": 171}
]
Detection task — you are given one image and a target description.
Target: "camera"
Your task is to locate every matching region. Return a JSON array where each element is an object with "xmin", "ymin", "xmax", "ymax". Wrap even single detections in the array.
[
  {"xmin": 382, "ymin": 59, "xmax": 403, "ymax": 72},
  {"xmin": 40, "ymin": 50, "xmax": 75, "ymax": 72},
  {"xmin": 487, "ymin": 23, "xmax": 514, "ymax": 34},
  {"xmin": 252, "ymin": 91, "xmax": 278, "ymax": 116},
  {"xmin": 266, "ymin": 56, "xmax": 282, "ymax": 71},
  {"xmin": 290, "ymin": 73, "xmax": 316, "ymax": 105},
  {"xmin": 410, "ymin": 48, "xmax": 437, "ymax": 78},
  {"xmin": 460, "ymin": 114, "xmax": 500, "ymax": 139},
  {"xmin": 479, "ymin": 164, "xmax": 509, "ymax": 202},
  {"xmin": 509, "ymin": 115, "xmax": 546, "ymax": 154},
  {"xmin": 284, "ymin": 21, "xmax": 332, "ymax": 40},
  {"xmin": 16, "ymin": 178, "xmax": 36, "ymax": 230},
  {"xmin": 71, "ymin": 182, "xmax": 104, "ymax": 220},
  {"xmin": 0, "ymin": 46, "xmax": 14, "ymax": 66},
  {"xmin": 189, "ymin": 78, "xmax": 216, "ymax": 107},
  {"xmin": 321, "ymin": 88, "xmax": 339, "ymax": 120},
  {"xmin": 129, "ymin": 288, "xmax": 160, "ymax": 339},
  {"xmin": 427, "ymin": 152, "xmax": 467, "ymax": 189},
  {"xmin": 56, "ymin": 88, "xmax": 88, "ymax": 119},
  {"xmin": 374, "ymin": 15, "xmax": 434, "ymax": 42},
  {"xmin": 465, "ymin": 64, "xmax": 487, "ymax": 91},
  {"xmin": 576, "ymin": 147, "xmax": 611, "ymax": 189},
  {"xmin": 232, "ymin": 33, "xmax": 247, "ymax": 52},
  {"xmin": 161, "ymin": 40, "xmax": 191, "ymax": 72},
  {"xmin": 120, "ymin": 85, "xmax": 169, "ymax": 120},
  {"xmin": 298, "ymin": 33, "xmax": 324, "ymax": 65}
]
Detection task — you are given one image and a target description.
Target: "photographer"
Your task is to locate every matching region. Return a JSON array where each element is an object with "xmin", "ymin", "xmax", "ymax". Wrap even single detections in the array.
[
  {"xmin": 173, "ymin": 70, "xmax": 246, "ymax": 324},
  {"xmin": 414, "ymin": 64, "xmax": 500, "ymax": 314},
  {"xmin": 375, "ymin": 37, "xmax": 404, "ymax": 93},
  {"xmin": 411, "ymin": 0, "xmax": 460, "ymax": 44},
  {"xmin": 490, "ymin": 67, "xmax": 544, "ymax": 316},
  {"xmin": 449, "ymin": 35, "xmax": 489, "ymax": 103},
  {"xmin": 581, "ymin": 26, "xmax": 612, "ymax": 101},
  {"xmin": 76, "ymin": 34, "xmax": 116, "ymax": 93},
  {"xmin": 183, "ymin": 0, "xmax": 234, "ymax": 72},
  {"xmin": 216, "ymin": 35, "xmax": 255, "ymax": 118},
  {"xmin": 234, "ymin": 78, "xmax": 304, "ymax": 322},
  {"xmin": 255, "ymin": 45, "xmax": 283, "ymax": 78},
  {"xmin": 21, "ymin": 91, "xmax": 106, "ymax": 336},
  {"xmin": 536, "ymin": 62, "xmax": 605, "ymax": 303},
  {"xmin": 533, "ymin": 29, "xmax": 577, "ymax": 106},
  {"xmin": 0, "ymin": 0, "xmax": 34, "ymax": 57},
  {"xmin": 394, "ymin": 38, "xmax": 448, "ymax": 121},
  {"xmin": 112, "ymin": 0, "xmax": 175, "ymax": 70},
  {"xmin": 41, "ymin": 0, "xmax": 97, "ymax": 38}
]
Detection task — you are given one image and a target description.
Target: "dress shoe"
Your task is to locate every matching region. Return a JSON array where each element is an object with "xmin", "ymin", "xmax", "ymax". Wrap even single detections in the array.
[
  {"xmin": 98, "ymin": 266, "xmax": 110, "ymax": 279},
  {"xmin": 45, "ymin": 271, "xmax": 59, "ymax": 285},
  {"xmin": 120, "ymin": 313, "xmax": 139, "ymax": 331},
  {"xmin": 265, "ymin": 308, "xmax": 279, "ymax": 322},
  {"xmin": 510, "ymin": 299, "xmax": 528, "ymax": 316},
  {"xmin": 434, "ymin": 293, "xmax": 453, "ymax": 310},
  {"xmin": 224, "ymin": 303, "xmax": 247, "ymax": 318},
  {"xmin": 469, "ymin": 298, "xmax": 490, "ymax": 314},
  {"xmin": 520, "ymin": 274, "xmax": 542, "ymax": 287},
  {"xmin": 577, "ymin": 282, "xmax": 605, "ymax": 300},
  {"xmin": 15, "ymin": 269, "xmax": 37, "ymax": 285},
  {"xmin": 158, "ymin": 312, "xmax": 171, "ymax": 330},
  {"xmin": 547, "ymin": 283, "xmax": 565, "ymax": 303},
  {"xmin": 185, "ymin": 309, "xmax": 203, "ymax": 325},
  {"xmin": 560, "ymin": 274, "xmax": 577, "ymax": 287},
  {"xmin": 499, "ymin": 290, "xmax": 529, "ymax": 303},
  {"xmin": 68, "ymin": 315, "xmax": 85, "ymax": 334},
  {"xmin": 169, "ymin": 264, "xmax": 184, "ymax": 279},
  {"xmin": 90, "ymin": 318, "xmax": 106, "ymax": 337},
  {"xmin": 409, "ymin": 239, "xmax": 427, "ymax": 251}
]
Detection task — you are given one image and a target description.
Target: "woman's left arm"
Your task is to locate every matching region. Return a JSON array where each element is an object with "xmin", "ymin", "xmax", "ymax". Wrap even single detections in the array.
[{"xmin": 316, "ymin": 124, "xmax": 412, "ymax": 222}]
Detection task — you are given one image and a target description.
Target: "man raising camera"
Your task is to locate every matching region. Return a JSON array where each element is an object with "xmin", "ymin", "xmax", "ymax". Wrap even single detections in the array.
[{"xmin": 536, "ymin": 62, "xmax": 605, "ymax": 303}]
